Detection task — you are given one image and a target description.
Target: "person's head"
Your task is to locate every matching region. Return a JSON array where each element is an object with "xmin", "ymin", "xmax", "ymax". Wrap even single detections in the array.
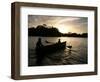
[{"xmin": 38, "ymin": 38, "xmax": 41, "ymax": 42}]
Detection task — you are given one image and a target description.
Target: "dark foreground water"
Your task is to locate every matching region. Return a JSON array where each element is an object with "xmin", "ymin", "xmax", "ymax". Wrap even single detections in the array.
[{"xmin": 28, "ymin": 37, "xmax": 87, "ymax": 66}]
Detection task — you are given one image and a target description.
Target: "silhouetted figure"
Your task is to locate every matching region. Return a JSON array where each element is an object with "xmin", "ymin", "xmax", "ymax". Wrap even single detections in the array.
[
  {"xmin": 35, "ymin": 38, "xmax": 44, "ymax": 66},
  {"xmin": 58, "ymin": 39, "xmax": 61, "ymax": 43},
  {"xmin": 36, "ymin": 38, "xmax": 43, "ymax": 48}
]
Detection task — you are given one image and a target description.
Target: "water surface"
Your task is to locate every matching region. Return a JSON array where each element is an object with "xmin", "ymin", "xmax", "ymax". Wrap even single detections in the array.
[{"xmin": 28, "ymin": 37, "xmax": 87, "ymax": 66}]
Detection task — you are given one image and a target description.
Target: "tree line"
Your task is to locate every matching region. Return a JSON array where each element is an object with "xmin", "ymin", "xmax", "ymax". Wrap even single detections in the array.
[{"xmin": 28, "ymin": 24, "xmax": 87, "ymax": 38}]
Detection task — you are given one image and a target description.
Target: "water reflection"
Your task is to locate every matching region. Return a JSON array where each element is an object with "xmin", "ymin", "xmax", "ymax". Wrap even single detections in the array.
[{"xmin": 28, "ymin": 37, "xmax": 87, "ymax": 66}]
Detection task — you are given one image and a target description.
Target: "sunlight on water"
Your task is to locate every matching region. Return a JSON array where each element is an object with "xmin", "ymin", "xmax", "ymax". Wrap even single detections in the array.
[{"xmin": 28, "ymin": 37, "xmax": 87, "ymax": 66}]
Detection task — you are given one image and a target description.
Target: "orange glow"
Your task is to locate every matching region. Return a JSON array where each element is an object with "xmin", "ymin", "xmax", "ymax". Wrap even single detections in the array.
[{"xmin": 57, "ymin": 25, "xmax": 70, "ymax": 33}]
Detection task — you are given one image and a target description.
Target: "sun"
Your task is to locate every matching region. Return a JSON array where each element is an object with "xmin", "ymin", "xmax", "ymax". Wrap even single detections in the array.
[{"xmin": 58, "ymin": 25, "xmax": 69, "ymax": 33}]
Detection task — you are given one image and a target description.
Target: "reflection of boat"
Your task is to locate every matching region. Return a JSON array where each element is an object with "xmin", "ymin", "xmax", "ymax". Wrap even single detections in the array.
[{"xmin": 36, "ymin": 42, "xmax": 66, "ymax": 54}]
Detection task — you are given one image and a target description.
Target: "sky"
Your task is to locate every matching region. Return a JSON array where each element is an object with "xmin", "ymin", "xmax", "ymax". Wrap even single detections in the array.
[{"xmin": 28, "ymin": 15, "xmax": 88, "ymax": 34}]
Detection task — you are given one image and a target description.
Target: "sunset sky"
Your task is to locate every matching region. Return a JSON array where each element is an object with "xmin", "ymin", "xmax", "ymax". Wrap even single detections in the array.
[{"xmin": 28, "ymin": 15, "xmax": 88, "ymax": 34}]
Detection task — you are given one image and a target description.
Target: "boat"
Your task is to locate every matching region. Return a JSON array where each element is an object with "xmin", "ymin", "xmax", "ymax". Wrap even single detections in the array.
[
  {"xmin": 35, "ymin": 41, "xmax": 66, "ymax": 54},
  {"xmin": 67, "ymin": 45, "xmax": 72, "ymax": 49}
]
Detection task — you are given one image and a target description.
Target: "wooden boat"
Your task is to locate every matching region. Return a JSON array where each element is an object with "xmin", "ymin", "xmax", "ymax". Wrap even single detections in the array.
[
  {"xmin": 67, "ymin": 45, "xmax": 72, "ymax": 49},
  {"xmin": 36, "ymin": 41, "xmax": 66, "ymax": 54}
]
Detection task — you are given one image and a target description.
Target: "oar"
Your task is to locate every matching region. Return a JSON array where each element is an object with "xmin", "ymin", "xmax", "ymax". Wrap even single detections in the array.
[
  {"xmin": 45, "ymin": 40, "xmax": 50, "ymax": 43},
  {"xmin": 45, "ymin": 40, "xmax": 55, "ymax": 44}
]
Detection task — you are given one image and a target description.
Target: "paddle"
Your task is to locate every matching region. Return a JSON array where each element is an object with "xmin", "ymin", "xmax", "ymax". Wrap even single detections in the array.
[
  {"xmin": 45, "ymin": 40, "xmax": 55, "ymax": 44},
  {"xmin": 45, "ymin": 40, "xmax": 51, "ymax": 43}
]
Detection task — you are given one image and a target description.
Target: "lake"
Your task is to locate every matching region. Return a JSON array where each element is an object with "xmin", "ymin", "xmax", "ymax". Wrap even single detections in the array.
[{"xmin": 28, "ymin": 36, "xmax": 87, "ymax": 66}]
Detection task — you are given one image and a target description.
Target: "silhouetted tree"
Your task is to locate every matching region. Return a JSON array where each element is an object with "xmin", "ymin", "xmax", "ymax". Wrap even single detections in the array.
[{"xmin": 28, "ymin": 24, "xmax": 87, "ymax": 38}]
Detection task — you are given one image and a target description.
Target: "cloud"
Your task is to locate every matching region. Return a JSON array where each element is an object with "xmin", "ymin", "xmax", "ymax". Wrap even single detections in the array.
[{"xmin": 28, "ymin": 15, "xmax": 88, "ymax": 33}]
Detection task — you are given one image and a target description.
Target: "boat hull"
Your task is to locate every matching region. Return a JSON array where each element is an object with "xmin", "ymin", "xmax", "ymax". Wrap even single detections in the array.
[{"xmin": 36, "ymin": 42, "xmax": 66, "ymax": 54}]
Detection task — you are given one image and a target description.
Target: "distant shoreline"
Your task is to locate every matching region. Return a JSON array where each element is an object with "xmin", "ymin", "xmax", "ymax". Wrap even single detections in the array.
[
  {"xmin": 28, "ymin": 24, "xmax": 88, "ymax": 38},
  {"xmin": 28, "ymin": 35, "xmax": 87, "ymax": 38}
]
